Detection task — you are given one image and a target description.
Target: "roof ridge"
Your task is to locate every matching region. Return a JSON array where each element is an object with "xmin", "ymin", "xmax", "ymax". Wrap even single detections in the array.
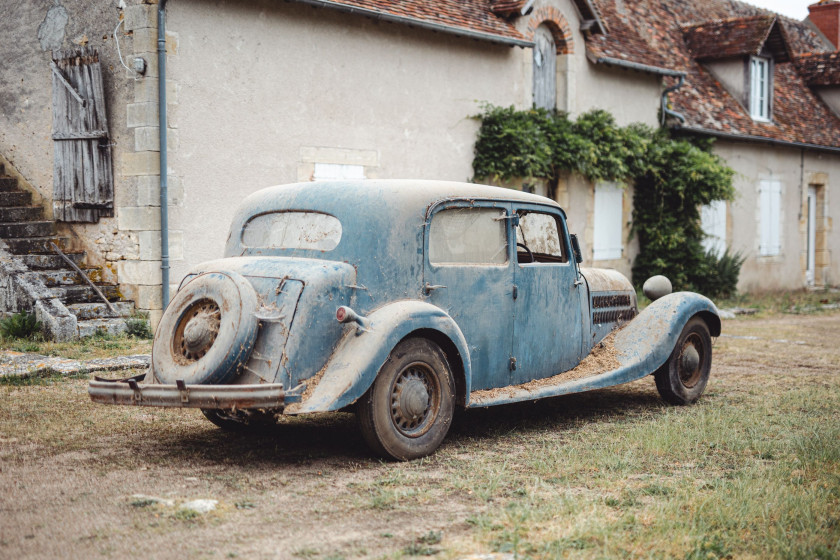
[{"xmin": 680, "ymin": 13, "xmax": 775, "ymax": 31}]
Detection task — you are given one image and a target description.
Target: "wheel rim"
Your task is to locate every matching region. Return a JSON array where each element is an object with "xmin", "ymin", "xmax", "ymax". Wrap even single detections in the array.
[
  {"xmin": 172, "ymin": 298, "xmax": 221, "ymax": 364},
  {"xmin": 678, "ymin": 333, "xmax": 704, "ymax": 388},
  {"xmin": 389, "ymin": 362, "xmax": 440, "ymax": 438}
]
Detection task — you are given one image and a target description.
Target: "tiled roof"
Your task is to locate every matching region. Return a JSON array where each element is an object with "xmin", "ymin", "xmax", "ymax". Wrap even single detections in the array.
[
  {"xmin": 795, "ymin": 51, "xmax": 840, "ymax": 85},
  {"xmin": 290, "ymin": 0, "xmax": 529, "ymax": 45},
  {"xmin": 588, "ymin": 0, "xmax": 840, "ymax": 150},
  {"xmin": 682, "ymin": 15, "xmax": 790, "ymax": 62}
]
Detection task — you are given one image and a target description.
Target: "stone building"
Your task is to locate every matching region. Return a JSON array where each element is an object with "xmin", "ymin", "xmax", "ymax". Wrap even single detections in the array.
[{"xmin": 1, "ymin": 0, "xmax": 839, "ymax": 336}]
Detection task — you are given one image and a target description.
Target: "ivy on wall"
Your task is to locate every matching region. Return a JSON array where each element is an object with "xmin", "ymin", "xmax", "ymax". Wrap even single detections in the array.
[{"xmin": 472, "ymin": 105, "xmax": 738, "ymax": 297}]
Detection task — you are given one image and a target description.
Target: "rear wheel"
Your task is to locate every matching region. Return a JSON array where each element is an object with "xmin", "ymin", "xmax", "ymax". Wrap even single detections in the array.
[
  {"xmin": 654, "ymin": 317, "xmax": 712, "ymax": 405},
  {"xmin": 357, "ymin": 338, "xmax": 455, "ymax": 461}
]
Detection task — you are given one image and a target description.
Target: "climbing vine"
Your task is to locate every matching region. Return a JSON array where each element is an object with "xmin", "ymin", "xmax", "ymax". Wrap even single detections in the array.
[{"xmin": 472, "ymin": 105, "xmax": 738, "ymax": 296}]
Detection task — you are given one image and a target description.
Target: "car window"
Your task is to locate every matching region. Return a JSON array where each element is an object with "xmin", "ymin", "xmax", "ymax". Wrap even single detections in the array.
[
  {"xmin": 516, "ymin": 211, "xmax": 567, "ymax": 263},
  {"xmin": 241, "ymin": 211, "xmax": 342, "ymax": 251},
  {"xmin": 429, "ymin": 207, "xmax": 508, "ymax": 265}
]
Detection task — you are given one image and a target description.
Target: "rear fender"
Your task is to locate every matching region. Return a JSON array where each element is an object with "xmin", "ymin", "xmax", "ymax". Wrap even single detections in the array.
[{"xmin": 292, "ymin": 301, "xmax": 471, "ymax": 413}]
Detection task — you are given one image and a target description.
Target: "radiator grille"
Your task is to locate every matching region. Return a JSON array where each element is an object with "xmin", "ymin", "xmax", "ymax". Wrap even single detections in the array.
[
  {"xmin": 593, "ymin": 294, "xmax": 632, "ymax": 309},
  {"xmin": 592, "ymin": 308, "xmax": 636, "ymax": 324}
]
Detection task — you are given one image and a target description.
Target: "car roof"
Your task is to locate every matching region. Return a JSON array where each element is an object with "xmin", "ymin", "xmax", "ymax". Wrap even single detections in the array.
[{"xmin": 236, "ymin": 180, "xmax": 560, "ymax": 215}]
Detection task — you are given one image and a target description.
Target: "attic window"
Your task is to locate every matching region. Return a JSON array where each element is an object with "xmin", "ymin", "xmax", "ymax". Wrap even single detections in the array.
[{"xmin": 750, "ymin": 56, "xmax": 771, "ymax": 121}]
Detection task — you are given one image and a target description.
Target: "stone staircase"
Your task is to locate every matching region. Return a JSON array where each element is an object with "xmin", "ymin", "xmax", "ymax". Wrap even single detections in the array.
[{"xmin": 0, "ymin": 165, "xmax": 134, "ymax": 339}]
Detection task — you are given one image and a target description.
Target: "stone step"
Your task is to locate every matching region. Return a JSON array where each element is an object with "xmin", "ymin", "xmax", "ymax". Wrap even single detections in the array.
[
  {"xmin": 51, "ymin": 283, "xmax": 121, "ymax": 304},
  {"xmin": 20, "ymin": 252, "xmax": 86, "ymax": 270},
  {"xmin": 67, "ymin": 301, "xmax": 134, "ymax": 320},
  {"xmin": 78, "ymin": 317, "xmax": 128, "ymax": 338},
  {"xmin": 0, "ymin": 221, "xmax": 55, "ymax": 238},
  {"xmin": 0, "ymin": 206, "xmax": 44, "ymax": 222},
  {"xmin": 27, "ymin": 268, "xmax": 104, "ymax": 287},
  {"xmin": 0, "ymin": 191, "xmax": 32, "ymax": 207},
  {"xmin": 2, "ymin": 236, "xmax": 71, "ymax": 255},
  {"xmin": 0, "ymin": 177, "xmax": 18, "ymax": 192}
]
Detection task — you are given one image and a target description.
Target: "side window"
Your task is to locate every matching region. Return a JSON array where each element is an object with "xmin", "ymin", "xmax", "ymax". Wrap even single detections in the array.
[
  {"xmin": 516, "ymin": 211, "xmax": 567, "ymax": 263},
  {"xmin": 429, "ymin": 207, "xmax": 508, "ymax": 265}
]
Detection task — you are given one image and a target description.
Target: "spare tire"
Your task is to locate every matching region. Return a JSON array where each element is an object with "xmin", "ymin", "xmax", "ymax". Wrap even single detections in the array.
[{"xmin": 153, "ymin": 271, "xmax": 259, "ymax": 385}]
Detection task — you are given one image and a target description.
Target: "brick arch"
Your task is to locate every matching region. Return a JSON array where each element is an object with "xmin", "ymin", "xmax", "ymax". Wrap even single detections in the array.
[{"xmin": 526, "ymin": 6, "xmax": 574, "ymax": 55}]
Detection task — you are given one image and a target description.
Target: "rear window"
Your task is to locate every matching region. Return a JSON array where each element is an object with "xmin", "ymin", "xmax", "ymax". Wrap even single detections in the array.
[{"xmin": 241, "ymin": 211, "xmax": 342, "ymax": 251}]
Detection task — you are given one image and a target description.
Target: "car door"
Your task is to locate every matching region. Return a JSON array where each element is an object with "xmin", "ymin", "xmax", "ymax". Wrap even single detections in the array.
[
  {"xmin": 423, "ymin": 201, "xmax": 515, "ymax": 391},
  {"xmin": 510, "ymin": 205, "xmax": 584, "ymax": 384}
]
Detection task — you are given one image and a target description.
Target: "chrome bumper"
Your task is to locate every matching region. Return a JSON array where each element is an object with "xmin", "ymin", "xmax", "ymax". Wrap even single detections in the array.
[{"xmin": 88, "ymin": 379, "xmax": 285, "ymax": 409}]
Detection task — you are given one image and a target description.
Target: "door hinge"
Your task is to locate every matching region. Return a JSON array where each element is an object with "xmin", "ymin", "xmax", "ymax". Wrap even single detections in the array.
[
  {"xmin": 509, "ymin": 357, "xmax": 517, "ymax": 371},
  {"xmin": 512, "ymin": 284, "xmax": 518, "ymax": 300}
]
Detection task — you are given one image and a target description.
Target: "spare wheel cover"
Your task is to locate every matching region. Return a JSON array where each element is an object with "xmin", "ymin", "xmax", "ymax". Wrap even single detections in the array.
[{"xmin": 153, "ymin": 271, "xmax": 259, "ymax": 385}]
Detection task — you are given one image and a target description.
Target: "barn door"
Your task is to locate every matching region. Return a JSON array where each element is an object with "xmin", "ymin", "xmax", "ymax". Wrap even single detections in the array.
[{"xmin": 51, "ymin": 47, "xmax": 113, "ymax": 222}]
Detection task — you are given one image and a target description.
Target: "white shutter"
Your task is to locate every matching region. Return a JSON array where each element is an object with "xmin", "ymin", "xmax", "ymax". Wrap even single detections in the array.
[
  {"xmin": 593, "ymin": 182, "xmax": 624, "ymax": 260},
  {"xmin": 759, "ymin": 180, "xmax": 781, "ymax": 256},
  {"xmin": 701, "ymin": 200, "xmax": 727, "ymax": 256}
]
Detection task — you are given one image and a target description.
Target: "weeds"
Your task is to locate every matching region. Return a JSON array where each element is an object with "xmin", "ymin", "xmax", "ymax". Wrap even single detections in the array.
[{"xmin": 0, "ymin": 311, "xmax": 42, "ymax": 339}]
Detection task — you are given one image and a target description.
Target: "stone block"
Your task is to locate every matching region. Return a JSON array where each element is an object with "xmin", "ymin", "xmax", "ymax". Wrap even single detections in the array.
[
  {"xmin": 134, "ymin": 78, "xmax": 178, "ymax": 104},
  {"xmin": 149, "ymin": 309, "xmax": 163, "ymax": 331},
  {"xmin": 121, "ymin": 151, "xmax": 160, "ymax": 176},
  {"xmin": 118, "ymin": 260, "xmax": 163, "ymax": 285},
  {"xmin": 131, "ymin": 28, "xmax": 178, "ymax": 55},
  {"xmin": 123, "ymin": 4, "xmax": 157, "ymax": 32},
  {"xmin": 127, "ymin": 102, "xmax": 158, "ymax": 128},
  {"xmin": 138, "ymin": 229, "xmax": 183, "ymax": 260},
  {"xmin": 137, "ymin": 175, "xmax": 184, "ymax": 206},
  {"xmin": 119, "ymin": 206, "xmax": 161, "ymax": 231},
  {"xmin": 136, "ymin": 284, "xmax": 163, "ymax": 310},
  {"xmin": 134, "ymin": 126, "xmax": 178, "ymax": 152},
  {"xmin": 299, "ymin": 146, "xmax": 379, "ymax": 167}
]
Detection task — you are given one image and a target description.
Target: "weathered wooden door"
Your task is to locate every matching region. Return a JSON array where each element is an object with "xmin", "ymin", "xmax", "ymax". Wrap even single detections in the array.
[
  {"xmin": 532, "ymin": 26, "xmax": 556, "ymax": 110},
  {"xmin": 51, "ymin": 47, "xmax": 113, "ymax": 222}
]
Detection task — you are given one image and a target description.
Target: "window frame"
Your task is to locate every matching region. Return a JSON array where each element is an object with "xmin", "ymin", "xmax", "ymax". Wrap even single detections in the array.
[
  {"xmin": 514, "ymin": 207, "xmax": 571, "ymax": 266},
  {"xmin": 749, "ymin": 56, "xmax": 772, "ymax": 122}
]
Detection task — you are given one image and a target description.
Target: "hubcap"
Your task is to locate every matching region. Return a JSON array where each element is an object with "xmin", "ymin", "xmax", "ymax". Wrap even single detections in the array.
[
  {"xmin": 678, "ymin": 334, "xmax": 703, "ymax": 388},
  {"xmin": 390, "ymin": 363, "xmax": 439, "ymax": 438},
  {"xmin": 173, "ymin": 299, "xmax": 221, "ymax": 363}
]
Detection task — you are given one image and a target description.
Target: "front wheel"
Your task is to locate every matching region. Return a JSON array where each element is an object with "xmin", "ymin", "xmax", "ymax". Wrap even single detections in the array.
[
  {"xmin": 357, "ymin": 338, "xmax": 455, "ymax": 461},
  {"xmin": 654, "ymin": 317, "xmax": 712, "ymax": 405}
]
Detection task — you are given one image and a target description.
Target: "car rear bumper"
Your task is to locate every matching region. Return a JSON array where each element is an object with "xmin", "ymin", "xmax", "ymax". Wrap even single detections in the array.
[{"xmin": 88, "ymin": 379, "xmax": 285, "ymax": 409}]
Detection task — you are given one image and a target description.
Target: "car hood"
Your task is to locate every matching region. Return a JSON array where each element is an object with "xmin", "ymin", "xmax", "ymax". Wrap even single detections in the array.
[{"xmin": 580, "ymin": 267, "xmax": 634, "ymax": 293}]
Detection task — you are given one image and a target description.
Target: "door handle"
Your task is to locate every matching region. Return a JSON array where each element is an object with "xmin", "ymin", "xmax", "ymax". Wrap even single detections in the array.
[{"xmin": 423, "ymin": 283, "xmax": 447, "ymax": 295}]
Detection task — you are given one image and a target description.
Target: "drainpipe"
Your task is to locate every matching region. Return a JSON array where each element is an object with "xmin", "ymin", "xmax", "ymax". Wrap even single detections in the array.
[
  {"xmin": 158, "ymin": 0, "xmax": 170, "ymax": 308},
  {"xmin": 661, "ymin": 74, "xmax": 686, "ymax": 126}
]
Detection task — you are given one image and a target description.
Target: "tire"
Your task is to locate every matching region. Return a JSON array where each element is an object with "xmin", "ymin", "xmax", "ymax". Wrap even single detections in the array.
[
  {"xmin": 153, "ymin": 272, "xmax": 259, "ymax": 386},
  {"xmin": 654, "ymin": 317, "xmax": 712, "ymax": 405},
  {"xmin": 201, "ymin": 409, "xmax": 278, "ymax": 432},
  {"xmin": 357, "ymin": 338, "xmax": 455, "ymax": 461}
]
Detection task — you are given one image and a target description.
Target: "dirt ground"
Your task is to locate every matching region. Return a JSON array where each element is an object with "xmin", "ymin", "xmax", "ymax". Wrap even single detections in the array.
[{"xmin": 1, "ymin": 311, "xmax": 838, "ymax": 559}]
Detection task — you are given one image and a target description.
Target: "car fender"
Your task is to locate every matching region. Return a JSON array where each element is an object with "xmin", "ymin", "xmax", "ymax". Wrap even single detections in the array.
[
  {"xmin": 610, "ymin": 291, "xmax": 720, "ymax": 384},
  {"xmin": 291, "ymin": 300, "xmax": 472, "ymax": 413}
]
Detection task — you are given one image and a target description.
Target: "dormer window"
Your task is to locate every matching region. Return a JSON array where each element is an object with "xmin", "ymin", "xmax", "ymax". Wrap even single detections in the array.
[{"xmin": 750, "ymin": 56, "xmax": 771, "ymax": 121}]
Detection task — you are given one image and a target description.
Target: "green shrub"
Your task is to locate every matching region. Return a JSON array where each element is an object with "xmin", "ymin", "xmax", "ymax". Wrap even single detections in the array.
[
  {"xmin": 0, "ymin": 311, "xmax": 42, "ymax": 339},
  {"xmin": 692, "ymin": 248, "xmax": 746, "ymax": 299},
  {"xmin": 125, "ymin": 315, "xmax": 153, "ymax": 339}
]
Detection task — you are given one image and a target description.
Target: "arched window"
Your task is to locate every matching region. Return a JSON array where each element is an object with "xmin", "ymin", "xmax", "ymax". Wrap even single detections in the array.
[{"xmin": 533, "ymin": 25, "xmax": 556, "ymax": 110}]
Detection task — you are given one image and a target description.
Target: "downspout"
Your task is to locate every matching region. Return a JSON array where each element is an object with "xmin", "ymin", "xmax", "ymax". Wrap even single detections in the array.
[
  {"xmin": 158, "ymin": 0, "xmax": 170, "ymax": 308},
  {"xmin": 661, "ymin": 74, "xmax": 686, "ymax": 126}
]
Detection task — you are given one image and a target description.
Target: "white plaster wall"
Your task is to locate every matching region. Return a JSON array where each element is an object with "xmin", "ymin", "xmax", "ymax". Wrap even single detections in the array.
[
  {"xmin": 713, "ymin": 140, "xmax": 840, "ymax": 291},
  {"xmin": 706, "ymin": 59, "xmax": 746, "ymax": 105},
  {"xmin": 168, "ymin": 0, "xmax": 530, "ymax": 281}
]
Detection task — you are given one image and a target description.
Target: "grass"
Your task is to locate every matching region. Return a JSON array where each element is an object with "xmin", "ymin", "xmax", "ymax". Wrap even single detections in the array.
[
  {"xmin": 0, "ymin": 331, "xmax": 152, "ymax": 360},
  {"xmin": 0, "ymin": 301, "xmax": 837, "ymax": 559}
]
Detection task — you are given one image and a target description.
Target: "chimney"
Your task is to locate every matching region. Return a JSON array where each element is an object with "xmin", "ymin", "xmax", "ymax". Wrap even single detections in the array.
[{"xmin": 809, "ymin": 0, "xmax": 840, "ymax": 50}]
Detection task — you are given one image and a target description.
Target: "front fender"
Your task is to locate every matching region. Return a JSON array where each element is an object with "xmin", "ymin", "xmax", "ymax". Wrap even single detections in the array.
[
  {"xmin": 291, "ymin": 300, "xmax": 471, "ymax": 413},
  {"xmin": 612, "ymin": 291, "xmax": 720, "ymax": 381}
]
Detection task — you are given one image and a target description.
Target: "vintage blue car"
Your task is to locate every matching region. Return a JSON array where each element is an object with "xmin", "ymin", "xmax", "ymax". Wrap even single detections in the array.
[{"xmin": 89, "ymin": 181, "xmax": 720, "ymax": 460}]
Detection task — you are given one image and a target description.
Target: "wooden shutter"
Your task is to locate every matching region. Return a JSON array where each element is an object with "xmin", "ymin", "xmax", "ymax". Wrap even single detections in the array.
[
  {"xmin": 532, "ymin": 26, "xmax": 556, "ymax": 111},
  {"xmin": 51, "ymin": 47, "xmax": 113, "ymax": 222},
  {"xmin": 759, "ymin": 179, "xmax": 781, "ymax": 256},
  {"xmin": 701, "ymin": 200, "xmax": 727, "ymax": 256}
]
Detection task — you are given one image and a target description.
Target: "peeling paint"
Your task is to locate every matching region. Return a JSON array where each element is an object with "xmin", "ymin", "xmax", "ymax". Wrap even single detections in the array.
[{"xmin": 37, "ymin": 4, "xmax": 69, "ymax": 51}]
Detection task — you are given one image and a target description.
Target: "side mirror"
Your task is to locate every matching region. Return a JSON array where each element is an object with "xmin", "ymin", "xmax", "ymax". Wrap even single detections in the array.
[{"xmin": 570, "ymin": 234, "xmax": 583, "ymax": 264}]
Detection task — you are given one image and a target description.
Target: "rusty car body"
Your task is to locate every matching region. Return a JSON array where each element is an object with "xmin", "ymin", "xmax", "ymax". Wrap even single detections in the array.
[{"xmin": 89, "ymin": 180, "xmax": 720, "ymax": 460}]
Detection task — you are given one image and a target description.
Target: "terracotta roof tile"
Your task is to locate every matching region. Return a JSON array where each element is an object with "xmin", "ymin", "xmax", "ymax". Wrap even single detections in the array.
[
  {"xmin": 588, "ymin": 0, "xmax": 840, "ymax": 149},
  {"xmin": 795, "ymin": 51, "xmax": 840, "ymax": 85},
  {"xmin": 682, "ymin": 15, "xmax": 787, "ymax": 61}
]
